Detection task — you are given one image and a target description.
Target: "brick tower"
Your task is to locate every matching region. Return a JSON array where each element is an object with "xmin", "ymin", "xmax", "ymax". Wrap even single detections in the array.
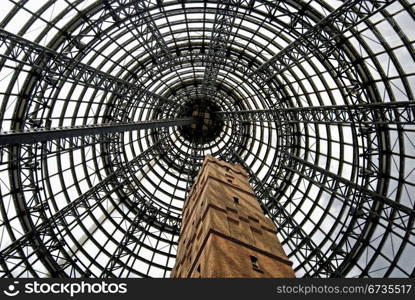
[{"xmin": 171, "ymin": 155, "xmax": 295, "ymax": 278}]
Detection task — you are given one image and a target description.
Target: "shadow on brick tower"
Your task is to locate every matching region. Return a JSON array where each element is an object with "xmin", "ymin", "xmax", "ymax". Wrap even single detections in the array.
[{"xmin": 171, "ymin": 155, "xmax": 295, "ymax": 278}]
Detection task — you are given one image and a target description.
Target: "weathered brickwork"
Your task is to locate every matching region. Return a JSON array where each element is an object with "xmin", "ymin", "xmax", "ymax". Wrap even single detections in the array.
[{"xmin": 171, "ymin": 155, "xmax": 295, "ymax": 278}]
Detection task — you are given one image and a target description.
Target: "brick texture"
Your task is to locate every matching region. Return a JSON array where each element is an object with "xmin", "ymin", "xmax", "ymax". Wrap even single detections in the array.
[{"xmin": 171, "ymin": 155, "xmax": 295, "ymax": 278}]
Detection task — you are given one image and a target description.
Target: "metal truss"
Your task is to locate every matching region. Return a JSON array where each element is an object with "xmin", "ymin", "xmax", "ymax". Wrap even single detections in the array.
[
  {"xmin": 104, "ymin": 0, "xmax": 177, "ymax": 73},
  {"xmin": 201, "ymin": 0, "xmax": 242, "ymax": 95},
  {"xmin": 215, "ymin": 101, "xmax": 415, "ymax": 125},
  {"xmin": 0, "ymin": 118, "xmax": 192, "ymax": 145},
  {"xmin": 0, "ymin": 28, "xmax": 179, "ymax": 125},
  {"xmin": 0, "ymin": 139, "xmax": 180, "ymax": 277},
  {"xmin": 237, "ymin": 0, "xmax": 410, "ymax": 278},
  {"xmin": 100, "ymin": 206, "xmax": 159, "ymax": 278},
  {"xmin": 0, "ymin": 0, "xmax": 414, "ymax": 279},
  {"xmin": 232, "ymin": 151, "xmax": 339, "ymax": 276},
  {"xmin": 279, "ymin": 153, "xmax": 415, "ymax": 276},
  {"xmin": 251, "ymin": 0, "xmax": 396, "ymax": 82}
]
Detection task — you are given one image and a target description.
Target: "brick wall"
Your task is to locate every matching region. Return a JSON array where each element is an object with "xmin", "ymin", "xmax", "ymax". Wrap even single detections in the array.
[{"xmin": 171, "ymin": 155, "xmax": 295, "ymax": 278}]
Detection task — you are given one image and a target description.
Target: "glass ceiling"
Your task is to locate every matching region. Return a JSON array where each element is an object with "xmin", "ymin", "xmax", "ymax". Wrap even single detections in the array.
[{"xmin": 0, "ymin": 0, "xmax": 414, "ymax": 278}]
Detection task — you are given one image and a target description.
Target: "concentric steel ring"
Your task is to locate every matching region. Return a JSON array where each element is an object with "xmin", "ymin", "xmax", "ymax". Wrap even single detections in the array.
[{"xmin": 0, "ymin": 0, "xmax": 414, "ymax": 278}]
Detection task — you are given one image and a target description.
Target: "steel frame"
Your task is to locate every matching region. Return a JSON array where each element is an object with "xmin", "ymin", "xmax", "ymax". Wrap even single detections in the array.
[
  {"xmin": 215, "ymin": 101, "xmax": 415, "ymax": 125},
  {"xmin": 0, "ymin": 118, "xmax": 193, "ymax": 145},
  {"xmin": 0, "ymin": 0, "xmax": 414, "ymax": 278}
]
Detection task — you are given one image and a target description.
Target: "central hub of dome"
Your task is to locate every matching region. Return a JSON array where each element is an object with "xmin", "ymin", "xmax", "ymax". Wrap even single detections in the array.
[{"xmin": 178, "ymin": 99, "xmax": 224, "ymax": 144}]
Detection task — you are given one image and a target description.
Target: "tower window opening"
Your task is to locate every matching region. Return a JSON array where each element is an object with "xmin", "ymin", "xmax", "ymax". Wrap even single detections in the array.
[
  {"xmin": 197, "ymin": 265, "xmax": 202, "ymax": 278},
  {"xmin": 250, "ymin": 255, "xmax": 262, "ymax": 273}
]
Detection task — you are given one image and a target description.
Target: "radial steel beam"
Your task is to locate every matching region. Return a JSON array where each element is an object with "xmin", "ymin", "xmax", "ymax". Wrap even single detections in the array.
[
  {"xmin": 201, "ymin": 0, "xmax": 242, "ymax": 95},
  {"xmin": 279, "ymin": 152, "xmax": 415, "ymax": 276},
  {"xmin": 0, "ymin": 139, "xmax": 180, "ymax": 277},
  {"xmin": 232, "ymin": 151, "xmax": 338, "ymax": 276},
  {"xmin": 214, "ymin": 101, "xmax": 415, "ymax": 124},
  {"xmin": 286, "ymin": 154, "xmax": 415, "ymax": 218},
  {"xmin": 103, "ymin": 0, "xmax": 177, "ymax": 73},
  {"xmin": 0, "ymin": 118, "xmax": 193, "ymax": 145},
  {"xmin": 250, "ymin": 0, "xmax": 396, "ymax": 81},
  {"xmin": 100, "ymin": 209, "xmax": 154, "ymax": 278},
  {"xmin": 0, "ymin": 29, "xmax": 179, "ymax": 110},
  {"xmin": 281, "ymin": 154, "xmax": 415, "ymax": 273},
  {"xmin": 233, "ymin": 0, "xmax": 400, "ymax": 278}
]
